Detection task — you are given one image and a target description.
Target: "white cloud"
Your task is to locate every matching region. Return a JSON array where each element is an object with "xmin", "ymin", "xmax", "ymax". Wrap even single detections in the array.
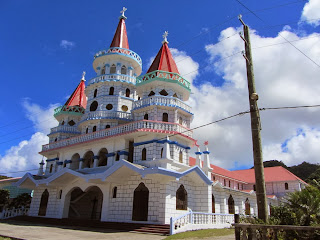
[
  {"xmin": 0, "ymin": 101, "xmax": 58, "ymax": 177},
  {"xmin": 60, "ymin": 40, "xmax": 75, "ymax": 50},
  {"xmin": 173, "ymin": 26, "xmax": 320, "ymax": 169},
  {"xmin": 300, "ymin": 0, "xmax": 320, "ymax": 26}
]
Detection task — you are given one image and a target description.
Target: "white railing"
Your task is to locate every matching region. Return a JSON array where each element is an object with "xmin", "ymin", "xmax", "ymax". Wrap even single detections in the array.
[
  {"xmin": 170, "ymin": 212, "xmax": 234, "ymax": 235},
  {"xmin": 88, "ymin": 73, "xmax": 136, "ymax": 85},
  {"xmin": 94, "ymin": 47, "xmax": 142, "ymax": 66},
  {"xmin": 42, "ymin": 120, "xmax": 193, "ymax": 152},
  {"xmin": 133, "ymin": 96, "xmax": 192, "ymax": 113},
  {"xmin": 49, "ymin": 125, "xmax": 81, "ymax": 135},
  {"xmin": 81, "ymin": 110, "xmax": 133, "ymax": 122},
  {"xmin": 0, "ymin": 207, "xmax": 29, "ymax": 219}
]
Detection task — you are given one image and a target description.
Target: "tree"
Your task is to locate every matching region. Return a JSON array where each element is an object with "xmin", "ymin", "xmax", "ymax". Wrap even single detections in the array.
[
  {"xmin": 0, "ymin": 189, "xmax": 10, "ymax": 210},
  {"xmin": 9, "ymin": 193, "xmax": 32, "ymax": 209},
  {"xmin": 307, "ymin": 168, "xmax": 320, "ymax": 185}
]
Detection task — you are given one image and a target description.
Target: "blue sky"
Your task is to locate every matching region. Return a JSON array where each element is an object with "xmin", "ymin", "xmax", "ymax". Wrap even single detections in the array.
[{"xmin": 0, "ymin": 0, "xmax": 320, "ymax": 176}]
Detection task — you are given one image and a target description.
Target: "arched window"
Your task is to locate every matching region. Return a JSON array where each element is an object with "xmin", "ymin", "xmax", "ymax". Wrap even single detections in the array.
[
  {"xmin": 179, "ymin": 151, "xmax": 183, "ymax": 163},
  {"xmin": 38, "ymin": 189, "xmax": 49, "ymax": 216},
  {"xmin": 245, "ymin": 198, "xmax": 251, "ymax": 215},
  {"xmin": 228, "ymin": 195, "xmax": 235, "ymax": 214},
  {"xmin": 93, "ymin": 126, "xmax": 97, "ymax": 132},
  {"xmin": 116, "ymin": 151, "xmax": 120, "ymax": 161},
  {"xmin": 125, "ymin": 88, "xmax": 130, "ymax": 97},
  {"xmin": 253, "ymin": 184, "xmax": 256, "ymax": 191},
  {"xmin": 94, "ymin": 89, "xmax": 98, "ymax": 98},
  {"xmin": 179, "ymin": 117, "xmax": 182, "ymax": 125},
  {"xmin": 176, "ymin": 185, "xmax": 187, "ymax": 210},
  {"xmin": 109, "ymin": 87, "xmax": 114, "ymax": 95},
  {"xmin": 110, "ymin": 64, "xmax": 116, "ymax": 74},
  {"xmin": 54, "ymin": 138, "xmax": 57, "ymax": 142},
  {"xmin": 83, "ymin": 151, "xmax": 94, "ymax": 168},
  {"xmin": 105, "ymin": 125, "xmax": 111, "ymax": 129},
  {"xmin": 98, "ymin": 148, "xmax": 108, "ymax": 167},
  {"xmin": 112, "ymin": 187, "xmax": 117, "ymax": 198},
  {"xmin": 162, "ymin": 113, "xmax": 168, "ymax": 122},
  {"xmin": 61, "ymin": 121, "xmax": 65, "ymax": 125},
  {"xmin": 86, "ymin": 128, "xmax": 89, "ymax": 134},
  {"xmin": 70, "ymin": 153, "xmax": 80, "ymax": 170},
  {"xmin": 101, "ymin": 66, "xmax": 106, "ymax": 75},
  {"xmin": 142, "ymin": 148, "xmax": 146, "ymax": 161},
  {"xmin": 212, "ymin": 194, "xmax": 215, "ymax": 213},
  {"xmin": 144, "ymin": 114, "xmax": 148, "ymax": 120},
  {"xmin": 90, "ymin": 101, "xmax": 98, "ymax": 111},
  {"xmin": 49, "ymin": 164, "xmax": 53, "ymax": 173},
  {"xmin": 161, "ymin": 148, "xmax": 163, "ymax": 158},
  {"xmin": 173, "ymin": 93, "xmax": 178, "ymax": 98},
  {"xmin": 285, "ymin": 182, "xmax": 289, "ymax": 190},
  {"xmin": 63, "ymin": 162, "xmax": 67, "ymax": 168},
  {"xmin": 121, "ymin": 65, "xmax": 127, "ymax": 74},
  {"xmin": 148, "ymin": 91, "xmax": 155, "ymax": 97},
  {"xmin": 159, "ymin": 89, "xmax": 168, "ymax": 96}
]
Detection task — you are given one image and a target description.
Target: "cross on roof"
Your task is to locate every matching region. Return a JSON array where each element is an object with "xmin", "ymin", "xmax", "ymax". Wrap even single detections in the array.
[
  {"xmin": 204, "ymin": 141, "xmax": 209, "ymax": 146},
  {"xmin": 120, "ymin": 7, "xmax": 127, "ymax": 18},
  {"xmin": 81, "ymin": 71, "xmax": 86, "ymax": 81},
  {"xmin": 162, "ymin": 31, "xmax": 169, "ymax": 44}
]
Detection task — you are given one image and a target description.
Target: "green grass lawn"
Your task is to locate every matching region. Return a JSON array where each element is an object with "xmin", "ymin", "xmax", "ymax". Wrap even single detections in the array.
[
  {"xmin": 164, "ymin": 228, "xmax": 235, "ymax": 239},
  {"xmin": 0, "ymin": 237, "xmax": 12, "ymax": 240}
]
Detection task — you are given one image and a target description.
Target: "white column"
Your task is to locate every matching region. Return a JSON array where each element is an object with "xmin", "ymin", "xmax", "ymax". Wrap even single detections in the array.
[
  {"xmin": 195, "ymin": 147, "xmax": 202, "ymax": 168},
  {"xmin": 163, "ymin": 136, "xmax": 171, "ymax": 159}
]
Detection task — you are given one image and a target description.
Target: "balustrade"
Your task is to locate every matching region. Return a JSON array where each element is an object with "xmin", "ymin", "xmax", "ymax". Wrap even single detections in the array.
[
  {"xmin": 0, "ymin": 207, "xmax": 29, "ymax": 219},
  {"xmin": 81, "ymin": 110, "xmax": 133, "ymax": 122},
  {"xmin": 88, "ymin": 73, "xmax": 136, "ymax": 85},
  {"xmin": 42, "ymin": 120, "xmax": 193, "ymax": 152},
  {"xmin": 94, "ymin": 47, "xmax": 142, "ymax": 66},
  {"xmin": 133, "ymin": 96, "xmax": 192, "ymax": 113},
  {"xmin": 49, "ymin": 125, "xmax": 81, "ymax": 135}
]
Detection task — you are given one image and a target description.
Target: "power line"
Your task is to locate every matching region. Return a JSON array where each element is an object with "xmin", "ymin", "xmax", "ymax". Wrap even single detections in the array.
[{"xmin": 236, "ymin": 0, "xmax": 320, "ymax": 69}]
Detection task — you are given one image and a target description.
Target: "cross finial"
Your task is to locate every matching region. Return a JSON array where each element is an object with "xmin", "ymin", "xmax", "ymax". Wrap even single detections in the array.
[
  {"xmin": 162, "ymin": 31, "xmax": 169, "ymax": 44},
  {"xmin": 120, "ymin": 7, "xmax": 127, "ymax": 18},
  {"xmin": 204, "ymin": 141, "xmax": 209, "ymax": 146},
  {"xmin": 81, "ymin": 71, "xmax": 86, "ymax": 81}
]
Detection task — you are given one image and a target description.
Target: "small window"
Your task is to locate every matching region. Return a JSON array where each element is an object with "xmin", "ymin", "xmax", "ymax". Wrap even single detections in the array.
[
  {"xmin": 59, "ymin": 190, "xmax": 62, "ymax": 199},
  {"xmin": 179, "ymin": 151, "xmax": 183, "ymax": 163},
  {"xmin": 253, "ymin": 185, "xmax": 256, "ymax": 191},
  {"xmin": 61, "ymin": 121, "xmax": 65, "ymax": 125},
  {"xmin": 54, "ymin": 138, "xmax": 57, "ymax": 142},
  {"xmin": 245, "ymin": 198, "xmax": 251, "ymax": 215},
  {"xmin": 238, "ymin": 183, "xmax": 240, "ymax": 189},
  {"xmin": 110, "ymin": 64, "xmax": 116, "ymax": 74},
  {"xmin": 49, "ymin": 164, "xmax": 53, "ymax": 173},
  {"xmin": 224, "ymin": 179, "xmax": 226, "ymax": 186},
  {"xmin": 94, "ymin": 89, "xmax": 98, "ymax": 98},
  {"xmin": 109, "ymin": 87, "xmax": 114, "ymax": 95},
  {"xmin": 121, "ymin": 65, "xmax": 127, "ymax": 75},
  {"xmin": 159, "ymin": 89, "xmax": 168, "ymax": 96},
  {"xmin": 148, "ymin": 91, "xmax": 155, "ymax": 97},
  {"xmin": 106, "ymin": 104, "xmax": 113, "ymax": 110},
  {"xmin": 162, "ymin": 113, "xmax": 168, "ymax": 122},
  {"xmin": 161, "ymin": 148, "xmax": 163, "ymax": 158},
  {"xmin": 90, "ymin": 101, "xmax": 98, "ymax": 111},
  {"xmin": 142, "ymin": 148, "xmax": 146, "ymax": 161},
  {"xmin": 93, "ymin": 126, "xmax": 97, "ymax": 132},
  {"xmin": 68, "ymin": 120, "xmax": 75, "ymax": 126},
  {"xmin": 116, "ymin": 152, "xmax": 120, "ymax": 161},
  {"xmin": 285, "ymin": 182, "xmax": 289, "ymax": 190},
  {"xmin": 212, "ymin": 195, "xmax": 215, "ymax": 213},
  {"xmin": 122, "ymin": 105, "xmax": 128, "ymax": 112},
  {"xmin": 173, "ymin": 93, "xmax": 178, "ymax": 98},
  {"xmin": 125, "ymin": 88, "xmax": 130, "ymax": 97},
  {"xmin": 86, "ymin": 128, "xmax": 89, "ymax": 134},
  {"xmin": 112, "ymin": 187, "xmax": 117, "ymax": 198},
  {"xmin": 105, "ymin": 125, "xmax": 111, "ymax": 129},
  {"xmin": 144, "ymin": 114, "xmax": 148, "ymax": 120},
  {"xmin": 229, "ymin": 181, "xmax": 231, "ymax": 188},
  {"xmin": 176, "ymin": 185, "xmax": 187, "ymax": 210},
  {"xmin": 63, "ymin": 162, "xmax": 67, "ymax": 168},
  {"xmin": 179, "ymin": 117, "xmax": 182, "ymax": 125},
  {"xmin": 101, "ymin": 66, "xmax": 106, "ymax": 75}
]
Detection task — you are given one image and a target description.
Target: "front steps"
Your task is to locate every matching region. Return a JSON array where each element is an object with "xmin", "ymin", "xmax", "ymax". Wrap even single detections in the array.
[{"xmin": 5, "ymin": 216, "xmax": 170, "ymax": 235}]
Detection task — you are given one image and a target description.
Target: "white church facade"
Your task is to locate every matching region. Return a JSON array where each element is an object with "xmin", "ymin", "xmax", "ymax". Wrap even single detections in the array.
[{"xmin": 14, "ymin": 8, "xmax": 305, "ymax": 230}]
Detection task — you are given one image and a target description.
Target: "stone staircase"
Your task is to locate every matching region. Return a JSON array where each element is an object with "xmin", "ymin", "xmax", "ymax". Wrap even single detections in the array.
[{"xmin": 7, "ymin": 216, "xmax": 170, "ymax": 235}]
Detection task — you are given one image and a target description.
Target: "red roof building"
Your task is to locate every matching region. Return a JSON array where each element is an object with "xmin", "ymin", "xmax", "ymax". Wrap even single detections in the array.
[{"xmin": 109, "ymin": 15, "xmax": 129, "ymax": 49}]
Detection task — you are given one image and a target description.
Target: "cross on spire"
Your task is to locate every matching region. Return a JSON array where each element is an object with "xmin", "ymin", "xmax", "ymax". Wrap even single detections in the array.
[
  {"xmin": 162, "ymin": 31, "xmax": 169, "ymax": 44},
  {"xmin": 120, "ymin": 7, "xmax": 127, "ymax": 18},
  {"xmin": 81, "ymin": 71, "xmax": 86, "ymax": 81}
]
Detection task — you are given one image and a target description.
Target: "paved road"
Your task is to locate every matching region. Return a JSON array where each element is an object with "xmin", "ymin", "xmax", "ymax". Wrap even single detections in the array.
[{"xmin": 0, "ymin": 222, "xmax": 235, "ymax": 240}]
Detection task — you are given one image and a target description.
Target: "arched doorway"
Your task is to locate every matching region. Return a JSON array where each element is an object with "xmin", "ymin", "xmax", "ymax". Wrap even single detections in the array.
[
  {"xmin": 38, "ymin": 189, "xmax": 49, "ymax": 216},
  {"xmin": 98, "ymin": 148, "xmax": 108, "ymax": 166},
  {"xmin": 68, "ymin": 186, "xmax": 103, "ymax": 220},
  {"xmin": 228, "ymin": 195, "xmax": 235, "ymax": 214},
  {"xmin": 83, "ymin": 151, "xmax": 94, "ymax": 168},
  {"xmin": 245, "ymin": 198, "xmax": 251, "ymax": 215},
  {"xmin": 70, "ymin": 153, "xmax": 80, "ymax": 170},
  {"xmin": 132, "ymin": 183, "xmax": 149, "ymax": 221}
]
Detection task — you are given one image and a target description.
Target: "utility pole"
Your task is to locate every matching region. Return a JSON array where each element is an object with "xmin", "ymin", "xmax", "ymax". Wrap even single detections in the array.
[{"xmin": 239, "ymin": 15, "xmax": 268, "ymax": 222}]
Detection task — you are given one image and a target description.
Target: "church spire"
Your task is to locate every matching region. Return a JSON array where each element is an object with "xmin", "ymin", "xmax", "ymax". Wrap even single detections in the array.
[
  {"xmin": 147, "ymin": 31, "xmax": 179, "ymax": 74},
  {"xmin": 63, "ymin": 72, "xmax": 87, "ymax": 109},
  {"xmin": 110, "ymin": 7, "xmax": 129, "ymax": 49}
]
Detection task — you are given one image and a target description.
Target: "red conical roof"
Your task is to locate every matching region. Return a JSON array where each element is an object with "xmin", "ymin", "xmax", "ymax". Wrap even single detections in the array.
[
  {"xmin": 147, "ymin": 42, "xmax": 179, "ymax": 74},
  {"xmin": 110, "ymin": 17, "xmax": 129, "ymax": 49},
  {"xmin": 64, "ymin": 80, "xmax": 87, "ymax": 109}
]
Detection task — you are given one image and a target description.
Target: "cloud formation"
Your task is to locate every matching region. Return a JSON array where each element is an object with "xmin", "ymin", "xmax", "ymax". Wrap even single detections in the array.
[
  {"xmin": 60, "ymin": 40, "xmax": 75, "ymax": 50},
  {"xmin": 300, "ymin": 0, "xmax": 320, "ymax": 26}
]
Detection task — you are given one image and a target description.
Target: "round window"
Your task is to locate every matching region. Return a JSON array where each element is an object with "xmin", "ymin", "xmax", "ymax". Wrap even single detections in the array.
[
  {"xmin": 106, "ymin": 104, "xmax": 113, "ymax": 110},
  {"xmin": 122, "ymin": 105, "xmax": 128, "ymax": 112}
]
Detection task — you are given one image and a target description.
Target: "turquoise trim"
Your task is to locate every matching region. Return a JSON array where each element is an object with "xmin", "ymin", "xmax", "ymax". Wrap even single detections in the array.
[{"xmin": 54, "ymin": 105, "xmax": 85, "ymax": 117}]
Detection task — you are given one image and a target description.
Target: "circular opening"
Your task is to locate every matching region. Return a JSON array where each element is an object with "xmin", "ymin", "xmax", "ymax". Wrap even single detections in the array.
[
  {"xmin": 106, "ymin": 104, "xmax": 113, "ymax": 110},
  {"xmin": 122, "ymin": 105, "xmax": 128, "ymax": 112},
  {"xmin": 90, "ymin": 101, "xmax": 98, "ymax": 111},
  {"xmin": 68, "ymin": 120, "xmax": 75, "ymax": 126}
]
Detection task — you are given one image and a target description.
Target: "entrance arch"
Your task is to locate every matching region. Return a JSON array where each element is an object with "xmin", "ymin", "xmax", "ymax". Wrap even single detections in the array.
[
  {"xmin": 132, "ymin": 182, "xmax": 149, "ymax": 221},
  {"xmin": 38, "ymin": 189, "xmax": 49, "ymax": 216},
  {"xmin": 83, "ymin": 151, "xmax": 94, "ymax": 168},
  {"xmin": 67, "ymin": 186, "xmax": 103, "ymax": 220},
  {"xmin": 228, "ymin": 195, "xmax": 235, "ymax": 214},
  {"xmin": 98, "ymin": 148, "xmax": 108, "ymax": 166}
]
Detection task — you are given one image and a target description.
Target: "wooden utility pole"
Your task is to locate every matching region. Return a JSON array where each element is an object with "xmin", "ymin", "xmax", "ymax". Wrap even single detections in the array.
[{"xmin": 239, "ymin": 15, "xmax": 268, "ymax": 222}]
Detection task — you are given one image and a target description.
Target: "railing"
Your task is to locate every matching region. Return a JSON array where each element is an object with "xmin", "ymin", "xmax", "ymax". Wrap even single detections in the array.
[
  {"xmin": 49, "ymin": 125, "xmax": 81, "ymax": 135},
  {"xmin": 94, "ymin": 47, "xmax": 142, "ymax": 66},
  {"xmin": 88, "ymin": 73, "xmax": 136, "ymax": 86},
  {"xmin": 54, "ymin": 105, "xmax": 85, "ymax": 117},
  {"xmin": 133, "ymin": 95, "xmax": 192, "ymax": 113},
  {"xmin": 42, "ymin": 120, "xmax": 193, "ymax": 152},
  {"xmin": 0, "ymin": 207, "xmax": 29, "ymax": 219},
  {"xmin": 170, "ymin": 212, "xmax": 234, "ymax": 235},
  {"xmin": 234, "ymin": 223, "xmax": 320, "ymax": 240},
  {"xmin": 137, "ymin": 70, "xmax": 191, "ymax": 91},
  {"xmin": 81, "ymin": 110, "xmax": 133, "ymax": 122}
]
